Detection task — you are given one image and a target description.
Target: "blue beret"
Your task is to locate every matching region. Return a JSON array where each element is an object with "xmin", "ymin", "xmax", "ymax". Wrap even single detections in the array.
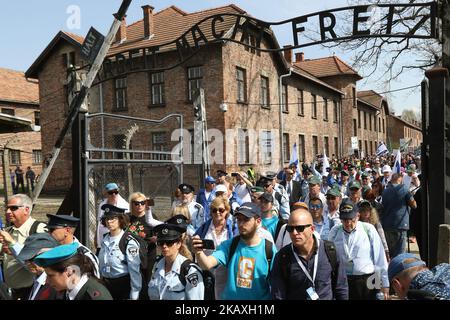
[
  {"xmin": 33, "ymin": 242, "xmax": 79, "ymax": 267},
  {"xmin": 388, "ymin": 253, "xmax": 426, "ymax": 283}
]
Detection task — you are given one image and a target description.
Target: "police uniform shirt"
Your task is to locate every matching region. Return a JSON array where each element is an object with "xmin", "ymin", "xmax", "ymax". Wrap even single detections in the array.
[
  {"xmin": 148, "ymin": 254, "xmax": 204, "ymax": 300},
  {"xmin": 73, "ymin": 237, "xmax": 100, "ymax": 279},
  {"xmin": 187, "ymin": 201, "xmax": 205, "ymax": 236},
  {"xmin": 328, "ymin": 221, "xmax": 389, "ymax": 288},
  {"xmin": 97, "ymin": 196, "xmax": 129, "ymax": 248},
  {"xmin": 98, "ymin": 230, "xmax": 142, "ymax": 300}
]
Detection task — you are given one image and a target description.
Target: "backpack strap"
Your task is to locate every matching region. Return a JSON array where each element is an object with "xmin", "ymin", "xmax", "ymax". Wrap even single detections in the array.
[
  {"xmin": 264, "ymin": 239, "xmax": 273, "ymax": 277},
  {"xmin": 274, "ymin": 219, "xmax": 286, "ymax": 243},
  {"xmin": 178, "ymin": 259, "xmax": 192, "ymax": 286},
  {"xmin": 29, "ymin": 220, "xmax": 46, "ymax": 235},
  {"xmin": 227, "ymin": 236, "xmax": 241, "ymax": 265},
  {"xmin": 323, "ymin": 240, "xmax": 338, "ymax": 294},
  {"xmin": 277, "ymin": 245, "xmax": 291, "ymax": 284}
]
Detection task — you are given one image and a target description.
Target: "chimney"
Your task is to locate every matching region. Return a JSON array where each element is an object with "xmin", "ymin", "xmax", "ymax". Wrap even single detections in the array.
[
  {"xmin": 283, "ymin": 45, "xmax": 292, "ymax": 64},
  {"xmin": 116, "ymin": 16, "xmax": 127, "ymax": 43},
  {"xmin": 142, "ymin": 5, "xmax": 155, "ymax": 39},
  {"xmin": 296, "ymin": 52, "xmax": 304, "ymax": 62}
]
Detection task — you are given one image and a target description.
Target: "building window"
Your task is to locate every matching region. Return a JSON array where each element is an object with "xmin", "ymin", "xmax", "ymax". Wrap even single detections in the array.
[
  {"xmin": 323, "ymin": 99, "xmax": 328, "ymax": 121},
  {"xmin": 383, "ymin": 119, "xmax": 385, "ymax": 133},
  {"xmin": 244, "ymin": 34, "xmax": 260, "ymax": 56},
  {"xmin": 374, "ymin": 115, "xmax": 377, "ymax": 131},
  {"xmin": 359, "ymin": 140, "xmax": 362, "ymax": 151},
  {"xmin": 364, "ymin": 112, "xmax": 367, "ymax": 129},
  {"xmin": 379, "ymin": 118, "xmax": 382, "ymax": 132},
  {"xmin": 324, "ymin": 136, "xmax": 329, "ymax": 156},
  {"xmin": 262, "ymin": 131, "xmax": 273, "ymax": 164},
  {"xmin": 298, "ymin": 134, "xmax": 306, "ymax": 162},
  {"xmin": 9, "ymin": 150, "xmax": 21, "ymax": 165},
  {"xmin": 298, "ymin": 89, "xmax": 304, "ymax": 116},
  {"xmin": 1, "ymin": 108, "xmax": 15, "ymax": 116},
  {"xmin": 238, "ymin": 129, "xmax": 250, "ymax": 164},
  {"xmin": 370, "ymin": 141, "xmax": 373, "ymax": 155},
  {"xmin": 236, "ymin": 67, "xmax": 247, "ymax": 103},
  {"xmin": 333, "ymin": 101, "xmax": 338, "ymax": 123},
  {"xmin": 352, "ymin": 87, "xmax": 356, "ymax": 107},
  {"xmin": 282, "ymin": 85, "xmax": 288, "ymax": 112},
  {"xmin": 334, "ymin": 137, "xmax": 338, "ymax": 158},
  {"xmin": 34, "ymin": 111, "xmax": 40, "ymax": 126},
  {"xmin": 311, "ymin": 94, "xmax": 317, "ymax": 119},
  {"xmin": 260, "ymin": 76, "xmax": 269, "ymax": 108},
  {"xmin": 32, "ymin": 150, "xmax": 42, "ymax": 164},
  {"xmin": 152, "ymin": 132, "xmax": 169, "ymax": 160},
  {"xmin": 364, "ymin": 140, "xmax": 368, "ymax": 154},
  {"xmin": 150, "ymin": 72, "xmax": 165, "ymax": 105},
  {"xmin": 369, "ymin": 114, "xmax": 372, "ymax": 131},
  {"xmin": 358, "ymin": 110, "xmax": 361, "ymax": 128},
  {"xmin": 114, "ymin": 77, "xmax": 127, "ymax": 111},
  {"xmin": 353, "ymin": 119, "xmax": 357, "ymax": 137},
  {"xmin": 283, "ymin": 133, "xmax": 290, "ymax": 162},
  {"xmin": 187, "ymin": 66, "xmax": 203, "ymax": 101},
  {"xmin": 312, "ymin": 135, "xmax": 319, "ymax": 158},
  {"xmin": 63, "ymin": 51, "xmax": 76, "ymax": 69}
]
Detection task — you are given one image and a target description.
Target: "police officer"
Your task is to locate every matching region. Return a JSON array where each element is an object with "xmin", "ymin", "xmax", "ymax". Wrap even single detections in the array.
[
  {"xmin": 46, "ymin": 214, "xmax": 100, "ymax": 278},
  {"xmin": 179, "ymin": 184, "xmax": 205, "ymax": 236},
  {"xmin": 33, "ymin": 242, "xmax": 113, "ymax": 300},
  {"xmin": 98, "ymin": 204, "xmax": 142, "ymax": 300},
  {"xmin": 148, "ymin": 223, "xmax": 204, "ymax": 300},
  {"xmin": 258, "ymin": 172, "xmax": 290, "ymax": 220}
]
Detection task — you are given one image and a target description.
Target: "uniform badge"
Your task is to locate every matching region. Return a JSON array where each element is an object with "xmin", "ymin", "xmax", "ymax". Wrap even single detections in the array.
[
  {"xmin": 105, "ymin": 207, "xmax": 110, "ymax": 213},
  {"xmin": 176, "ymin": 218, "xmax": 182, "ymax": 224},
  {"xmin": 128, "ymin": 247, "xmax": 138, "ymax": 257},
  {"xmin": 162, "ymin": 228, "xmax": 168, "ymax": 235},
  {"xmin": 186, "ymin": 273, "xmax": 199, "ymax": 287}
]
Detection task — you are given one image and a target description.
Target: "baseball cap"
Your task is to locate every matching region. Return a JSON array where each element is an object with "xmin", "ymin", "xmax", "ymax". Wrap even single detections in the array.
[
  {"xmin": 205, "ymin": 176, "xmax": 216, "ymax": 184},
  {"xmin": 388, "ymin": 253, "xmax": 426, "ymax": 283},
  {"xmin": 235, "ymin": 202, "xmax": 261, "ymax": 218},
  {"xmin": 215, "ymin": 184, "xmax": 228, "ymax": 193},
  {"xmin": 104, "ymin": 183, "xmax": 119, "ymax": 191},
  {"xmin": 349, "ymin": 180, "xmax": 361, "ymax": 190},
  {"xmin": 382, "ymin": 165, "xmax": 392, "ymax": 173},
  {"xmin": 259, "ymin": 192, "xmax": 274, "ymax": 203},
  {"xmin": 339, "ymin": 198, "xmax": 358, "ymax": 220},
  {"xmin": 308, "ymin": 176, "xmax": 321, "ymax": 185}
]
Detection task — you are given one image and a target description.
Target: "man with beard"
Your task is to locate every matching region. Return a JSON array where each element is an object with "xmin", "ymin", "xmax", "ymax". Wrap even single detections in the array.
[{"xmin": 192, "ymin": 202, "xmax": 277, "ymax": 300}]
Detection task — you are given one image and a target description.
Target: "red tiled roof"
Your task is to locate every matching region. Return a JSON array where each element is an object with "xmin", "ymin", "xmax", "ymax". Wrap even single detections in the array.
[
  {"xmin": 358, "ymin": 90, "xmax": 383, "ymax": 109},
  {"xmin": 61, "ymin": 31, "xmax": 85, "ymax": 44},
  {"xmin": 294, "ymin": 56, "xmax": 362, "ymax": 80},
  {"xmin": 108, "ymin": 4, "xmax": 247, "ymax": 55},
  {"xmin": 0, "ymin": 68, "xmax": 39, "ymax": 104}
]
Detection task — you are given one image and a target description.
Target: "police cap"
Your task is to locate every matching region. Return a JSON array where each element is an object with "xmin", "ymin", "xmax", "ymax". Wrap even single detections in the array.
[
  {"xmin": 165, "ymin": 214, "xmax": 189, "ymax": 229},
  {"xmin": 101, "ymin": 204, "xmax": 126, "ymax": 219},
  {"xmin": 154, "ymin": 223, "xmax": 186, "ymax": 241},
  {"xmin": 46, "ymin": 214, "xmax": 80, "ymax": 229},
  {"xmin": 179, "ymin": 183, "xmax": 195, "ymax": 194}
]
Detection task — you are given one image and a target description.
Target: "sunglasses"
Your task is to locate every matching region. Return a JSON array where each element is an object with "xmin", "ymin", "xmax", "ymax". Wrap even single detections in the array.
[
  {"xmin": 133, "ymin": 201, "xmax": 146, "ymax": 206},
  {"xmin": 107, "ymin": 190, "xmax": 119, "ymax": 195},
  {"xmin": 6, "ymin": 205, "xmax": 24, "ymax": 211},
  {"xmin": 157, "ymin": 239, "xmax": 179, "ymax": 247},
  {"xmin": 212, "ymin": 207, "xmax": 226, "ymax": 214},
  {"xmin": 326, "ymin": 196, "xmax": 337, "ymax": 200},
  {"xmin": 309, "ymin": 204, "xmax": 323, "ymax": 210},
  {"xmin": 286, "ymin": 224, "xmax": 312, "ymax": 233}
]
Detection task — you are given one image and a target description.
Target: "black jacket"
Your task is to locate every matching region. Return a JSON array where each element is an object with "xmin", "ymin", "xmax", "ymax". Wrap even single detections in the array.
[{"xmin": 280, "ymin": 180, "xmax": 302, "ymax": 207}]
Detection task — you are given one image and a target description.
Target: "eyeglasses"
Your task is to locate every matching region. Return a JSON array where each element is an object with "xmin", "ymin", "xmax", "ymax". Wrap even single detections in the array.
[
  {"xmin": 212, "ymin": 207, "xmax": 226, "ymax": 214},
  {"xmin": 133, "ymin": 201, "xmax": 146, "ymax": 206},
  {"xmin": 286, "ymin": 224, "xmax": 312, "ymax": 233},
  {"xmin": 107, "ymin": 190, "xmax": 119, "ymax": 195},
  {"xmin": 157, "ymin": 239, "xmax": 178, "ymax": 247},
  {"xmin": 309, "ymin": 204, "xmax": 323, "ymax": 210},
  {"xmin": 6, "ymin": 205, "xmax": 24, "ymax": 211},
  {"xmin": 326, "ymin": 196, "xmax": 337, "ymax": 200}
]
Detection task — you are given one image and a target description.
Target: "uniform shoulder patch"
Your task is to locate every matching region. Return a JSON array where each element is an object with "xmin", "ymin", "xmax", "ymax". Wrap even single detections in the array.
[
  {"xmin": 186, "ymin": 272, "xmax": 199, "ymax": 287},
  {"xmin": 127, "ymin": 247, "xmax": 139, "ymax": 257}
]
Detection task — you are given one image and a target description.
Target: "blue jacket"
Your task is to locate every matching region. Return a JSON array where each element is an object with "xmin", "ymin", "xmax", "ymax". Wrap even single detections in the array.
[
  {"xmin": 196, "ymin": 189, "xmax": 216, "ymax": 221},
  {"xmin": 194, "ymin": 218, "xmax": 238, "ymax": 240}
]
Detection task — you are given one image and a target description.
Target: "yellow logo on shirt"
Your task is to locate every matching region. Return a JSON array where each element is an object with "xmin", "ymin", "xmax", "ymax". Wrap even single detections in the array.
[{"xmin": 236, "ymin": 256, "xmax": 255, "ymax": 289}]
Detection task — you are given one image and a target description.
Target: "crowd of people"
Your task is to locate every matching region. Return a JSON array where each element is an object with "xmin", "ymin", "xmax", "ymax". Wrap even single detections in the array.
[{"xmin": 0, "ymin": 152, "xmax": 449, "ymax": 300}]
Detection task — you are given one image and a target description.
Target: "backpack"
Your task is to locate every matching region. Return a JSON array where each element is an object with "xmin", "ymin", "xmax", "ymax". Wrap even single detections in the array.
[
  {"xmin": 118, "ymin": 231, "xmax": 148, "ymax": 271},
  {"xmin": 278, "ymin": 240, "xmax": 338, "ymax": 294},
  {"xmin": 227, "ymin": 235, "xmax": 273, "ymax": 276},
  {"xmin": 179, "ymin": 259, "xmax": 215, "ymax": 300},
  {"xmin": 274, "ymin": 218, "xmax": 287, "ymax": 244},
  {"xmin": 6, "ymin": 220, "xmax": 46, "ymax": 235}
]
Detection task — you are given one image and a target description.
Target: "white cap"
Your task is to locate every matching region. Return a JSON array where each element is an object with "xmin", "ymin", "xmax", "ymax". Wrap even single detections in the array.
[
  {"xmin": 382, "ymin": 165, "xmax": 392, "ymax": 173},
  {"xmin": 215, "ymin": 184, "xmax": 228, "ymax": 193},
  {"xmin": 365, "ymin": 167, "xmax": 372, "ymax": 173}
]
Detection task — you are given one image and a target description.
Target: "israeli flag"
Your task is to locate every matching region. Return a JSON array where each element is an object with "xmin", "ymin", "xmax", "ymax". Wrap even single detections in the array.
[
  {"xmin": 289, "ymin": 143, "xmax": 298, "ymax": 166},
  {"xmin": 376, "ymin": 142, "xmax": 388, "ymax": 156},
  {"xmin": 393, "ymin": 149, "xmax": 402, "ymax": 174},
  {"xmin": 322, "ymin": 149, "xmax": 330, "ymax": 176}
]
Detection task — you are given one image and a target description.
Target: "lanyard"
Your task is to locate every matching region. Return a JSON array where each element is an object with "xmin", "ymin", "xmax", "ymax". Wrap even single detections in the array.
[
  {"xmin": 342, "ymin": 226, "xmax": 359, "ymax": 260},
  {"xmin": 291, "ymin": 239, "xmax": 319, "ymax": 288}
]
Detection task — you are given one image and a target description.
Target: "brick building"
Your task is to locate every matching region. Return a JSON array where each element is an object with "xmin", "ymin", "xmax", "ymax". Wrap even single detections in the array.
[
  {"xmin": 0, "ymin": 68, "xmax": 41, "ymax": 192},
  {"xmin": 387, "ymin": 113, "xmax": 422, "ymax": 151},
  {"xmin": 26, "ymin": 3, "xmax": 399, "ymax": 193}
]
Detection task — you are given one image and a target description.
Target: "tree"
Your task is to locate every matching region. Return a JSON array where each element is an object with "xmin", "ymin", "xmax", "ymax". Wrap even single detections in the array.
[
  {"xmin": 319, "ymin": 0, "xmax": 441, "ymax": 85},
  {"xmin": 401, "ymin": 109, "xmax": 420, "ymax": 123}
]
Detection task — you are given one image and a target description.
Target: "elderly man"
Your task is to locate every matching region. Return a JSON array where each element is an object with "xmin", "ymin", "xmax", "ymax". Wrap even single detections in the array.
[
  {"xmin": 338, "ymin": 170, "xmax": 350, "ymax": 196},
  {"xmin": 271, "ymin": 207, "xmax": 348, "ymax": 300},
  {"xmin": 328, "ymin": 199, "xmax": 390, "ymax": 300},
  {"xmin": 324, "ymin": 186, "xmax": 342, "ymax": 230},
  {"xmin": 381, "ymin": 165, "xmax": 392, "ymax": 188},
  {"xmin": 381, "ymin": 173, "xmax": 417, "ymax": 258},
  {"xmin": 300, "ymin": 176, "xmax": 327, "ymax": 208},
  {"xmin": 196, "ymin": 176, "xmax": 216, "ymax": 221},
  {"xmin": 280, "ymin": 167, "xmax": 302, "ymax": 210},
  {"xmin": 0, "ymin": 194, "xmax": 47, "ymax": 300},
  {"xmin": 348, "ymin": 180, "xmax": 362, "ymax": 204},
  {"xmin": 97, "ymin": 182, "xmax": 129, "ymax": 252},
  {"xmin": 388, "ymin": 253, "xmax": 450, "ymax": 300},
  {"xmin": 179, "ymin": 183, "xmax": 205, "ymax": 236}
]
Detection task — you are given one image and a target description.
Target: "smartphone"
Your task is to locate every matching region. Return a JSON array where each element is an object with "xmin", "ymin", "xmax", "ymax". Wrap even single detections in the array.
[
  {"xmin": 201, "ymin": 239, "xmax": 215, "ymax": 250},
  {"xmin": 146, "ymin": 198, "xmax": 155, "ymax": 206},
  {"xmin": 231, "ymin": 172, "xmax": 238, "ymax": 177}
]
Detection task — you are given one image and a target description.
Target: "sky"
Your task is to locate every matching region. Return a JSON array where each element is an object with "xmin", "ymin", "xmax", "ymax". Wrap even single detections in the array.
[{"xmin": 1, "ymin": 0, "xmax": 434, "ymax": 116}]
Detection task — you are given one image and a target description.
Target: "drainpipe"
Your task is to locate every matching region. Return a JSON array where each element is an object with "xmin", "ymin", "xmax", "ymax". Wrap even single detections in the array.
[{"xmin": 279, "ymin": 67, "xmax": 292, "ymax": 167}]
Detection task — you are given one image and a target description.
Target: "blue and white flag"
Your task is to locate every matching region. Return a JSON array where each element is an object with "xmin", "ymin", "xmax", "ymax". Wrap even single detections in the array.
[
  {"xmin": 289, "ymin": 143, "xmax": 298, "ymax": 166},
  {"xmin": 376, "ymin": 142, "xmax": 388, "ymax": 157},
  {"xmin": 322, "ymin": 149, "xmax": 330, "ymax": 176},
  {"xmin": 393, "ymin": 149, "xmax": 402, "ymax": 174}
]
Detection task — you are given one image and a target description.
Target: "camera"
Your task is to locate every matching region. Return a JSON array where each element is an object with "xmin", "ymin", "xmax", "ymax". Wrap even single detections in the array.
[
  {"xmin": 231, "ymin": 172, "xmax": 239, "ymax": 177},
  {"xmin": 146, "ymin": 198, "xmax": 155, "ymax": 206},
  {"xmin": 219, "ymin": 102, "xmax": 228, "ymax": 112}
]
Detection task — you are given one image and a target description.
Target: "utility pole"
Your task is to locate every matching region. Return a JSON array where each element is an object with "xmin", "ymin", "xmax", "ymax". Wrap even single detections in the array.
[
  {"xmin": 31, "ymin": 0, "xmax": 132, "ymax": 205},
  {"xmin": 193, "ymin": 88, "xmax": 210, "ymax": 181}
]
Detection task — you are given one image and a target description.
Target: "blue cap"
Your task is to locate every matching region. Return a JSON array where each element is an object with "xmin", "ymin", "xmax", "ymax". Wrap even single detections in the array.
[
  {"xmin": 235, "ymin": 202, "xmax": 261, "ymax": 218},
  {"xmin": 104, "ymin": 183, "xmax": 119, "ymax": 191},
  {"xmin": 33, "ymin": 242, "xmax": 79, "ymax": 267},
  {"xmin": 388, "ymin": 253, "xmax": 426, "ymax": 283},
  {"xmin": 205, "ymin": 176, "xmax": 216, "ymax": 184}
]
